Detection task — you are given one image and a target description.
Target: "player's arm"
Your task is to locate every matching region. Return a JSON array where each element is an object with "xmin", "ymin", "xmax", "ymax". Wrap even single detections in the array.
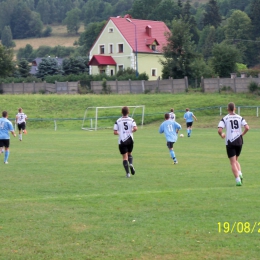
[
  {"xmin": 192, "ymin": 114, "xmax": 197, "ymax": 121},
  {"xmin": 242, "ymin": 124, "xmax": 249, "ymax": 136},
  {"xmin": 132, "ymin": 126, "xmax": 137, "ymax": 132},
  {"xmin": 15, "ymin": 115, "xmax": 18, "ymax": 123},
  {"xmin": 10, "ymin": 130, "xmax": 16, "ymax": 137},
  {"xmin": 113, "ymin": 130, "xmax": 118, "ymax": 135},
  {"xmin": 218, "ymin": 127, "xmax": 225, "ymax": 139}
]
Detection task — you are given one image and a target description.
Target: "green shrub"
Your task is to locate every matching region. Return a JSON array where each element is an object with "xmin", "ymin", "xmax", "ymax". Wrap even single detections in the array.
[{"xmin": 248, "ymin": 81, "xmax": 259, "ymax": 93}]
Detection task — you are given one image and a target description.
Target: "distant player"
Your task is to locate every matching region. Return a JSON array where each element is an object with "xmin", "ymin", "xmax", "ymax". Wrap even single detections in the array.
[
  {"xmin": 16, "ymin": 108, "xmax": 28, "ymax": 141},
  {"xmin": 218, "ymin": 102, "xmax": 249, "ymax": 186},
  {"xmin": 159, "ymin": 113, "xmax": 182, "ymax": 164},
  {"xmin": 114, "ymin": 106, "xmax": 138, "ymax": 178},
  {"xmin": 0, "ymin": 111, "xmax": 16, "ymax": 164},
  {"xmin": 169, "ymin": 108, "xmax": 176, "ymax": 121},
  {"xmin": 183, "ymin": 108, "xmax": 197, "ymax": 137}
]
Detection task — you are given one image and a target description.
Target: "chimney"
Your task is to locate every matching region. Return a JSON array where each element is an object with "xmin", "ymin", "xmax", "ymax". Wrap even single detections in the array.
[{"xmin": 146, "ymin": 25, "xmax": 152, "ymax": 37}]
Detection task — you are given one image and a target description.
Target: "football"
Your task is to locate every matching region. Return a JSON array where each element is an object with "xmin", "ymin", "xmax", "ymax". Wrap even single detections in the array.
[{"xmin": 180, "ymin": 134, "xmax": 184, "ymax": 137}]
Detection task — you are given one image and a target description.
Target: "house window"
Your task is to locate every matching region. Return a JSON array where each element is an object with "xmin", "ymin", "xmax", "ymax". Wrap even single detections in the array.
[
  {"xmin": 151, "ymin": 45, "xmax": 156, "ymax": 51},
  {"xmin": 109, "ymin": 44, "xmax": 113, "ymax": 54},
  {"xmin": 118, "ymin": 44, "xmax": 124, "ymax": 53},
  {"xmin": 100, "ymin": 45, "xmax": 105, "ymax": 54},
  {"xmin": 110, "ymin": 70, "xmax": 114, "ymax": 76},
  {"xmin": 151, "ymin": 69, "xmax": 157, "ymax": 77},
  {"xmin": 108, "ymin": 28, "xmax": 114, "ymax": 33},
  {"xmin": 100, "ymin": 69, "xmax": 105, "ymax": 74},
  {"xmin": 118, "ymin": 65, "xmax": 124, "ymax": 71}
]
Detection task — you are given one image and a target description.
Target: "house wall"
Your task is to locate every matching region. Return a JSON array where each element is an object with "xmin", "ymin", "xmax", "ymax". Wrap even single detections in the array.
[
  {"xmin": 89, "ymin": 20, "xmax": 133, "ymax": 75},
  {"xmin": 138, "ymin": 53, "xmax": 164, "ymax": 78}
]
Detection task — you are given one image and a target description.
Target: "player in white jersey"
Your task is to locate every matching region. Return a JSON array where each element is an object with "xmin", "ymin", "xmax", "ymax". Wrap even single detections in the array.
[
  {"xmin": 16, "ymin": 108, "xmax": 28, "ymax": 141},
  {"xmin": 169, "ymin": 108, "xmax": 176, "ymax": 121},
  {"xmin": 218, "ymin": 102, "xmax": 249, "ymax": 186},
  {"xmin": 114, "ymin": 106, "xmax": 138, "ymax": 178},
  {"xmin": 0, "ymin": 111, "xmax": 16, "ymax": 164}
]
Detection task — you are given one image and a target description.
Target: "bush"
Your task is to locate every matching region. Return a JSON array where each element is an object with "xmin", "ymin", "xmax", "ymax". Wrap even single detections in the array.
[{"xmin": 248, "ymin": 81, "xmax": 259, "ymax": 93}]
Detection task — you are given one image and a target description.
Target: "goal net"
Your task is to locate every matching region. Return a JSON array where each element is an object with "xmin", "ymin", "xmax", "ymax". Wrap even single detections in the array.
[{"xmin": 81, "ymin": 105, "xmax": 145, "ymax": 131}]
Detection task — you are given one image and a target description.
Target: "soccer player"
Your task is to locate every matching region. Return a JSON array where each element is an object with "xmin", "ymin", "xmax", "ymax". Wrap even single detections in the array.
[
  {"xmin": 169, "ymin": 108, "xmax": 176, "ymax": 121},
  {"xmin": 159, "ymin": 113, "xmax": 182, "ymax": 164},
  {"xmin": 218, "ymin": 102, "xmax": 249, "ymax": 186},
  {"xmin": 114, "ymin": 106, "xmax": 138, "ymax": 178},
  {"xmin": 0, "ymin": 111, "xmax": 16, "ymax": 164},
  {"xmin": 183, "ymin": 108, "xmax": 197, "ymax": 137},
  {"xmin": 16, "ymin": 108, "xmax": 28, "ymax": 141}
]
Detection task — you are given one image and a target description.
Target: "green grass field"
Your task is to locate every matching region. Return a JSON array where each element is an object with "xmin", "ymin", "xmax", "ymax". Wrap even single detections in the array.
[{"xmin": 1, "ymin": 94, "xmax": 260, "ymax": 259}]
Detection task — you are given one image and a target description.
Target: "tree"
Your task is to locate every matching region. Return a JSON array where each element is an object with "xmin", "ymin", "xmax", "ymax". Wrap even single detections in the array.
[
  {"xmin": 0, "ymin": 44, "xmax": 14, "ymax": 77},
  {"xmin": 18, "ymin": 59, "xmax": 31, "ymax": 78},
  {"xmin": 63, "ymin": 8, "xmax": 81, "ymax": 34},
  {"xmin": 78, "ymin": 21, "xmax": 106, "ymax": 54},
  {"xmin": 249, "ymin": 0, "xmax": 260, "ymax": 39},
  {"xmin": 203, "ymin": 0, "xmax": 222, "ymax": 28},
  {"xmin": 17, "ymin": 44, "xmax": 34, "ymax": 62},
  {"xmin": 36, "ymin": 57, "xmax": 63, "ymax": 78},
  {"xmin": 210, "ymin": 43, "xmax": 241, "ymax": 77},
  {"xmin": 1, "ymin": 26, "xmax": 15, "ymax": 48},
  {"xmin": 0, "ymin": 0, "xmax": 17, "ymax": 32},
  {"xmin": 224, "ymin": 10, "xmax": 252, "ymax": 64},
  {"xmin": 36, "ymin": 0, "xmax": 51, "ymax": 24},
  {"xmin": 161, "ymin": 19, "xmax": 197, "ymax": 79},
  {"xmin": 198, "ymin": 26, "xmax": 216, "ymax": 60},
  {"xmin": 62, "ymin": 56, "xmax": 89, "ymax": 75}
]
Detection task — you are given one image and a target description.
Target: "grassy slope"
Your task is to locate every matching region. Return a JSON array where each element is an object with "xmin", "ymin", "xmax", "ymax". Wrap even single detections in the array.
[{"xmin": 1, "ymin": 93, "xmax": 260, "ymax": 128}]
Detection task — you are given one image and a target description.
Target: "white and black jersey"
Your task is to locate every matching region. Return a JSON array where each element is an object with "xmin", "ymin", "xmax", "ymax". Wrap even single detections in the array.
[
  {"xmin": 218, "ymin": 113, "xmax": 247, "ymax": 146},
  {"xmin": 169, "ymin": 112, "xmax": 176, "ymax": 121},
  {"xmin": 16, "ymin": 113, "xmax": 27, "ymax": 124},
  {"xmin": 114, "ymin": 116, "xmax": 136, "ymax": 144}
]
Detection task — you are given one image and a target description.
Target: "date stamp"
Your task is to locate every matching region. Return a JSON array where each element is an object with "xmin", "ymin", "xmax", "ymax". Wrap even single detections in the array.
[{"xmin": 218, "ymin": 222, "xmax": 260, "ymax": 233}]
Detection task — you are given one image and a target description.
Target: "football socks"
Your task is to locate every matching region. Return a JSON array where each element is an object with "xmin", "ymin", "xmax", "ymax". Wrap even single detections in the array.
[
  {"xmin": 123, "ymin": 160, "xmax": 129, "ymax": 174},
  {"xmin": 4, "ymin": 150, "xmax": 9, "ymax": 163}
]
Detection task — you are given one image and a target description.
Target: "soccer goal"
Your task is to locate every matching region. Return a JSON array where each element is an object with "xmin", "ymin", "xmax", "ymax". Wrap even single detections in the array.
[{"xmin": 81, "ymin": 105, "xmax": 145, "ymax": 131}]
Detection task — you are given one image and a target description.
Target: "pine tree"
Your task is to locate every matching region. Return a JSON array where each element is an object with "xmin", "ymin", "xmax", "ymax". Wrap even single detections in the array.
[
  {"xmin": 1, "ymin": 26, "xmax": 14, "ymax": 48},
  {"xmin": 18, "ymin": 59, "xmax": 30, "ymax": 78},
  {"xmin": 203, "ymin": 0, "xmax": 222, "ymax": 28}
]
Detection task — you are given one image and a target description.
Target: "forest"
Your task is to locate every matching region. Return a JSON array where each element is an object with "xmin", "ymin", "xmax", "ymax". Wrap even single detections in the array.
[{"xmin": 0, "ymin": 0, "xmax": 260, "ymax": 83}]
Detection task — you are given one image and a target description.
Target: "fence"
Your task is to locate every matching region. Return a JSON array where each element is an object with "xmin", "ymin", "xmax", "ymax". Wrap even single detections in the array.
[
  {"xmin": 1, "ymin": 75, "xmax": 260, "ymax": 94},
  {"xmin": 0, "ymin": 81, "xmax": 79, "ymax": 94}
]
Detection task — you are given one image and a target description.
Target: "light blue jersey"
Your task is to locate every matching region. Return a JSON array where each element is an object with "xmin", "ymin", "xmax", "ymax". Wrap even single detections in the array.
[
  {"xmin": 184, "ymin": 111, "xmax": 194, "ymax": 123},
  {"xmin": 159, "ymin": 120, "xmax": 182, "ymax": 142},
  {"xmin": 0, "ymin": 117, "xmax": 14, "ymax": 139}
]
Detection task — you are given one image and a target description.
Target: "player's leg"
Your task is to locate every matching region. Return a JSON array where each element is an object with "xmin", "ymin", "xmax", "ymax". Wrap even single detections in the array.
[
  {"xmin": 0, "ymin": 140, "xmax": 4, "ymax": 154},
  {"xmin": 3, "ymin": 140, "xmax": 10, "ymax": 164},
  {"xmin": 119, "ymin": 144, "xmax": 130, "ymax": 177},
  {"xmin": 128, "ymin": 143, "xmax": 135, "ymax": 175},
  {"xmin": 23, "ymin": 122, "xmax": 27, "ymax": 134},
  {"xmin": 167, "ymin": 142, "xmax": 177, "ymax": 164},
  {"xmin": 235, "ymin": 146, "xmax": 243, "ymax": 182},
  {"xmin": 227, "ymin": 146, "xmax": 241, "ymax": 186},
  {"xmin": 18, "ymin": 124, "xmax": 22, "ymax": 141}
]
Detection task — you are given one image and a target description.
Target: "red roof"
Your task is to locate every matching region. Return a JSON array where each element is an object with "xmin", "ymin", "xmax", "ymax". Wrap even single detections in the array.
[
  {"xmin": 88, "ymin": 55, "xmax": 117, "ymax": 66},
  {"xmin": 110, "ymin": 17, "xmax": 170, "ymax": 53}
]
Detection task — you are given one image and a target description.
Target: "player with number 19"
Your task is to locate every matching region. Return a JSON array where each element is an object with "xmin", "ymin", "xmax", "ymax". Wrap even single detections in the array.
[
  {"xmin": 159, "ymin": 113, "xmax": 182, "ymax": 164},
  {"xmin": 218, "ymin": 102, "xmax": 249, "ymax": 186}
]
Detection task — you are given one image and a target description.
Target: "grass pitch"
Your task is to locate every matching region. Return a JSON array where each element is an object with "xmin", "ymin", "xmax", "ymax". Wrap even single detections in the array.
[{"xmin": 1, "ymin": 125, "xmax": 260, "ymax": 259}]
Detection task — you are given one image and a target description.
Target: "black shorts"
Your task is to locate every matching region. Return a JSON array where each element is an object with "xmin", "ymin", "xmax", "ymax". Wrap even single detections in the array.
[
  {"xmin": 167, "ymin": 142, "xmax": 175, "ymax": 149},
  {"xmin": 226, "ymin": 145, "xmax": 242, "ymax": 158},
  {"xmin": 18, "ymin": 122, "xmax": 26, "ymax": 131},
  {"xmin": 186, "ymin": 122, "xmax": 193, "ymax": 128},
  {"xmin": 0, "ymin": 139, "xmax": 10, "ymax": 148},
  {"xmin": 119, "ymin": 138, "xmax": 134, "ymax": 155}
]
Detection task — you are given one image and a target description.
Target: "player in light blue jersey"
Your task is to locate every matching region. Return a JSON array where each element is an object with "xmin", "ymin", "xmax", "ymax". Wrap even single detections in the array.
[
  {"xmin": 159, "ymin": 113, "xmax": 182, "ymax": 164},
  {"xmin": 0, "ymin": 111, "xmax": 16, "ymax": 164},
  {"xmin": 183, "ymin": 108, "xmax": 197, "ymax": 137}
]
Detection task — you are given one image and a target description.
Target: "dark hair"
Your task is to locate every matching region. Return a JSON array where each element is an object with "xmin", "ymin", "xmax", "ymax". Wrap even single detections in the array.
[
  {"xmin": 18, "ymin": 108, "xmax": 22, "ymax": 112},
  {"xmin": 170, "ymin": 108, "xmax": 174, "ymax": 112},
  {"xmin": 122, "ymin": 106, "xmax": 129, "ymax": 116},
  {"xmin": 2, "ymin": 111, "xmax": 8, "ymax": 117},
  {"xmin": 228, "ymin": 102, "xmax": 235, "ymax": 112},
  {"xmin": 165, "ymin": 113, "xmax": 170, "ymax": 119},
  {"xmin": 186, "ymin": 108, "xmax": 189, "ymax": 111}
]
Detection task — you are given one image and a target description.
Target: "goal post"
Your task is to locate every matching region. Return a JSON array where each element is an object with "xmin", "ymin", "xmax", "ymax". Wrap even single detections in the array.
[{"xmin": 81, "ymin": 105, "xmax": 145, "ymax": 131}]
